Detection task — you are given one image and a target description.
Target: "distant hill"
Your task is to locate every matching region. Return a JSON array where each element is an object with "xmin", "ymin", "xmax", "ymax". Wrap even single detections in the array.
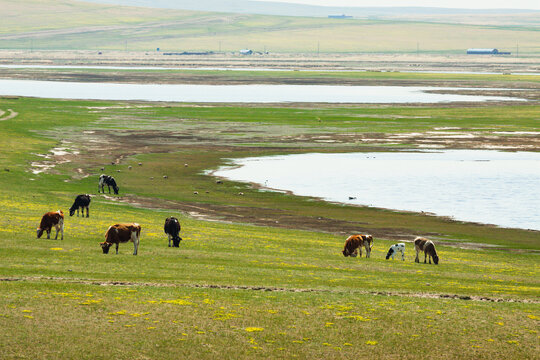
[
  {"xmin": 83, "ymin": 0, "xmax": 540, "ymax": 24},
  {"xmin": 1, "ymin": 0, "xmax": 538, "ymax": 54}
]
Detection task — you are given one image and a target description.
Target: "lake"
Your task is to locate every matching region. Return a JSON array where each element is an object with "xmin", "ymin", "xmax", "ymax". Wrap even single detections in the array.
[
  {"xmin": 213, "ymin": 150, "xmax": 540, "ymax": 230},
  {"xmin": 0, "ymin": 79, "xmax": 525, "ymax": 103}
]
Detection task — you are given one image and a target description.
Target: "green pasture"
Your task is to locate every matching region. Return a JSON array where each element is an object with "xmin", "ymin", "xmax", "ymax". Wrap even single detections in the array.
[
  {"xmin": 1, "ymin": 0, "xmax": 539, "ymax": 54},
  {"xmin": 0, "ymin": 94, "xmax": 539, "ymax": 358}
]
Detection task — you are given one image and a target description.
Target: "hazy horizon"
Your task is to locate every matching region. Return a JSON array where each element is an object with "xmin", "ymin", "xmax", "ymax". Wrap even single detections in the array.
[{"xmin": 251, "ymin": 0, "xmax": 540, "ymax": 10}]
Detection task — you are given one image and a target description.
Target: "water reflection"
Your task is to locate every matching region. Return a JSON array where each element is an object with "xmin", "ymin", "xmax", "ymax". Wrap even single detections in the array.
[
  {"xmin": 0, "ymin": 79, "xmax": 525, "ymax": 103},
  {"xmin": 214, "ymin": 150, "xmax": 540, "ymax": 230}
]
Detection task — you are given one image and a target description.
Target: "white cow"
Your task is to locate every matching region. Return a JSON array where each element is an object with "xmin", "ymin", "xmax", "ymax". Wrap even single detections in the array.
[{"xmin": 385, "ymin": 243, "xmax": 405, "ymax": 261}]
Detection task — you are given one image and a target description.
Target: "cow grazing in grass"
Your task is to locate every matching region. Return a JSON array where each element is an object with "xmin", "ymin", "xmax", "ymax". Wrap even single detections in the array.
[
  {"xmin": 37, "ymin": 210, "xmax": 64, "ymax": 240},
  {"xmin": 342, "ymin": 234, "xmax": 373, "ymax": 258},
  {"xmin": 386, "ymin": 243, "xmax": 405, "ymax": 260},
  {"xmin": 98, "ymin": 174, "xmax": 119, "ymax": 194},
  {"xmin": 100, "ymin": 223, "xmax": 141, "ymax": 255},
  {"xmin": 69, "ymin": 194, "xmax": 91, "ymax": 217},
  {"xmin": 164, "ymin": 217, "xmax": 182, "ymax": 247},
  {"xmin": 414, "ymin": 237, "xmax": 439, "ymax": 265}
]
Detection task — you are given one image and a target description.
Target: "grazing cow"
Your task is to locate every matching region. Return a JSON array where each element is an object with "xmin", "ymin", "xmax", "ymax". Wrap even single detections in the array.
[
  {"xmin": 342, "ymin": 234, "xmax": 373, "ymax": 258},
  {"xmin": 69, "ymin": 194, "xmax": 91, "ymax": 217},
  {"xmin": 386, "ymin": 243, "xmax": 405, "ymax": 260},
  {"xmin": 100, "ymin": 223, "xmax": 141, "ymax": 255},
  {"xmin": 37, "ymin": 210, "xmax": 64, "ymax": 240},
  {"xmin": 164, "ymin": 217, "xmax": 182, "ymax": 247},
  {"xmin": 98, "ymin": 174, "xmax": 119, "ymax": 194},
  {"xmin": 414, "ymin": 237, "xmax": 439, "ymax": 265}
]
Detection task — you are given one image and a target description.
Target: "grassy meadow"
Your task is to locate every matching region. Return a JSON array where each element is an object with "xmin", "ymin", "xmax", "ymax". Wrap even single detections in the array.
[
  {"xmin": 0, "ymin": 86, "xmax": 539, "ymax": 359},
  {"xmin": 1, "ymin": 0, "xmax": 539, "ymax": 54}
]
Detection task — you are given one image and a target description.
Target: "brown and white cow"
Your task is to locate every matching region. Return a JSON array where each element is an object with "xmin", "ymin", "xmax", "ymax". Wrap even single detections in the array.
[
  {"xmin": 414, "ymin": 237, "xmax": 439, "ymax": 265},
  {"xmin": 342, "ymin": 234, "xmax": 373, "ymax": 258},
  {"xmin": 100, "ymin": 223, "xmax": 141, "ymax": 255},
  {"xmin": 37, "ymin": 210, "xmax": 64, "ymax": 240}
]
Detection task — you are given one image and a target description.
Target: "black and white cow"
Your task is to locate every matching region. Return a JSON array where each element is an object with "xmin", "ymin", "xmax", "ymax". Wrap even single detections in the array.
[
  {"xmin": 386, "ymin": 243, "xmax": 405, "ymax": 260},
  {"xmin": 99, "ymin": 174, "xmax": 119, "ymax": 194},
  {"xmin": 69, "ymin": 194, "xmax": 91, "ymax": 217},
  {"xmin": 164, "ymin": 217, "xmax": 182, "ymax": 247}
]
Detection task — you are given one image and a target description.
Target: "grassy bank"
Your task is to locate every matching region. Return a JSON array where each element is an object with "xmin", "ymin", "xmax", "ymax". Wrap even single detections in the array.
[
  {"xmin": 2, "ymin": 67, "xmax": 540, "ymax": 87},
  {"xmin": 0, "ymin": 94, "xmax": 539, "ymax": 358}
]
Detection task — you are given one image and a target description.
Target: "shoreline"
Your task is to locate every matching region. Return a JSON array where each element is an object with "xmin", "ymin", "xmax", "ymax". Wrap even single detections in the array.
[{"xmin": 1, "ymin": 50, "xmax": 540, "ymax": 73}]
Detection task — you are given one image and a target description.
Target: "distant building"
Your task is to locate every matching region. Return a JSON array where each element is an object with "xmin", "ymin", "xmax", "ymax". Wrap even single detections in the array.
[
  {"xmin": 467, "ymin": 48, "xmax": 510, "ymax": 55},
  {"xmin": 328, "ymin": 14, "xmax": 352, "ymax": 19},
  {"xmin": 239, "ymin": 49, "xmax": 253, "ymax": 55}
]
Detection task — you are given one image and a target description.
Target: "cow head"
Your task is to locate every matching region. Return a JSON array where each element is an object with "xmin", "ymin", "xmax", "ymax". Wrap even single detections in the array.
[
  {"xmin": 69, "ymin": 208, "xmax": 76, "ymax": 217},
  {"xmin": 37, "ymin": 228, "xmax": 44, "ymax": 239},
  {"xmin": 385, "ymin": 248, "xmax": 394, "ymax": 260},
  {"xmin": 433, "ymin": 254, "xmax": 439, "ymax": 265},
  {"xmin": 342, "ymin": 247, "xmax": 357, "ymax": 257},
  {"xmin": 113, "ymin": 186, "xmax": 119, "ymax": 195},
  {"xmin": 100, "ymin": 241, "xmax": 112, "ymax": 254},
  {"xmin": 172, "ymin": 236, "xmax": 182, "ymax": 248}
]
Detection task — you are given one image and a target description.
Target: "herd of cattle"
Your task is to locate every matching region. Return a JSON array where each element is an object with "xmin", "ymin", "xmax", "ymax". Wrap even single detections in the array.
[
  {"xmin": 36, "ymin": 174, "xmax": 439, "ymax": 264},
  {"xmin": 342, "ymin": 234, "xmax": 439, "ymax": 264}
]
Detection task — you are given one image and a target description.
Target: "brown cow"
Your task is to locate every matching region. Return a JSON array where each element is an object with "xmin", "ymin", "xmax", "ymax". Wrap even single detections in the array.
[
  {"xmin": 37, "ymin": 210, "xmax": 64, "ymax": 240},
  {"xmin": 414, "ymin": 237, "xmax": 439, "ymax": 265},
  {"xmin": 100, "ymin": 223, "xmax": 141, "ymax": 255},
  {"xmin": 342, "ymin": 234, "xmax": 373, "ymax": 258}
]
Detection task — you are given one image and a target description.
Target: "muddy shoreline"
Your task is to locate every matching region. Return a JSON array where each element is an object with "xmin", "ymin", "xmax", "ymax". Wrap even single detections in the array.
[{"xmin": 1, "ymin": 50, "xmax": 540, "ymax": 73}]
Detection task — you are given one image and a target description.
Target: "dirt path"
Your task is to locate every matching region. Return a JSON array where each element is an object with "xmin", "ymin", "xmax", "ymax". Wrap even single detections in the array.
[
  {"xmin": 0, "ymin": 108, "xmax": 18, "ymax": 121},
  {"xmin": 2, "ymin": 276, "xmax": 537, "ymax": 303}
]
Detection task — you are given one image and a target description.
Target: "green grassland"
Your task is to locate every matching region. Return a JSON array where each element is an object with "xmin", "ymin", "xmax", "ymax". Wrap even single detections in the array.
[
  {"xmin": 0, "ymin": 89, "xmax": 539, "ymax": 358},
  {"xmin": 5, "ymin": 67, "xmax": 540, "ymax": 86},
  {"xmin": 0, "ymin": 0, "xmax": 539, "ymax": 54}
]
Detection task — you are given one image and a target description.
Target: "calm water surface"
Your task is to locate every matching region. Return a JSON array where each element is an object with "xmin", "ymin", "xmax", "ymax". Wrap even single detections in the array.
[
  {"xmin": 214, "ymin": 150, "xmax": 540, "ymax": 230},
  {"xmin": 0, "ymin": 79, "xmax": 525, "ymax": 103}
]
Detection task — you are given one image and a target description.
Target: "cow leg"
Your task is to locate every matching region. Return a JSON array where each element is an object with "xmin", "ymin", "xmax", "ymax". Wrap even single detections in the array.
[
  {"xmin": 424, "ymin": 252, "xmax": 427, "ymax": 263},
  {"xmin": 115, "ymin": 243, "xmax": 119, "ymax": 255},
  {"xmin": 46, "ymin": 229, "xmax": 51, "ymax": 239},
  {"xmin": 54, "ymin": 226, "xmax": 59, "ymax": 240},
  {"xmin": 133, "ymin": 240, "xmax": 138, "ymax": 255},
  {"xmin": 366, "ymin": 244, "xmax": 371, "ymax": 258},
  {"xmin": 60, "ymin": 222, "xmax": 63, "ymax": 240},
  {"xmin": 358, "ymin": 247, "xmax": 362, "ymax": 258},
  {"xmin": 86, "ymin": 207, "xmax": 89, "ymax": 218},
  {"xmin": 168, "ymin": 234, "xmax": 171, "ymax": 247},
  {"xmin": 133, "ymin": 234, "xmax": 139, "ymax": 256},
  {"xmin": 415, "ymin": 248, "xmax": 420, "ymax": 263},
  {"xmin": 401, "ymin": 251, "xmax": 405, "ymax": 261}
]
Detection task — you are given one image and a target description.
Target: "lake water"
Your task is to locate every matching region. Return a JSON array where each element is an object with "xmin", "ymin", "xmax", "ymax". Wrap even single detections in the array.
[
  {"xmin": 213, "ymin": 150, "xmax": 540, "ymax": 230},
  {"xmin": 0, "ymin": 79, "xmax": 525, "ymax": 103}
]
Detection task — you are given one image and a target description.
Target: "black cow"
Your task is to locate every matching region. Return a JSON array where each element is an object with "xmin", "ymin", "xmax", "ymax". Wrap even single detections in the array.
[
  {"xmin": 164, "ymin": 217, "xmax": 182, "ymax": 247},
  {"xmin": 69, "ymin": 194, "xmax": 91, "ymax": 217},
  {"xmin": 99, "ymin": 174, "xmax": 119, "ymax": 194}
]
